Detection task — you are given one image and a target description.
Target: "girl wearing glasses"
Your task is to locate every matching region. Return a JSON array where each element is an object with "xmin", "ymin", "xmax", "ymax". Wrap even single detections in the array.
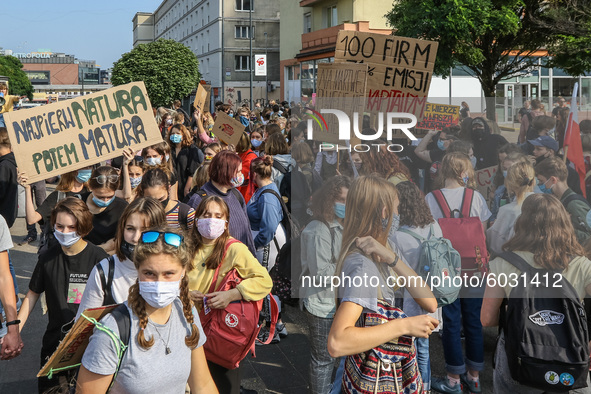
[
  {"xmin": 189, "ymin": 196, "xmax": 272, "ymax": 394},
  {"xmin": 83, "ymin": 166, "xmax": 129, "ymax": 254},
  {"xmin": 75, "ymin": 197, "xmax": 167, "ymax": 319},
  {"xmin": 78, "ymin": 227, "xmax": 218, "ymax": 393},
  {"xmin": 17, "ymin": 198, "xmax": 109, "ymax": 393},
  {"xmin": 137, "ymin": 168, "xmax": 196, "ymax": 230},
  {"xmin": 166, "ymin": 124, "xmax": 204, "ymax": 200}
]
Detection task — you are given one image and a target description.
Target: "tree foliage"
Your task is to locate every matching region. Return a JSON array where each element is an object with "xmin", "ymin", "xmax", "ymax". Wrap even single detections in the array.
[
  {"xmin": 386, "ymin": 0, "xmax": 591, "ymax": 120},
  {"xmin": 0, "ymin": 56, "xmax": 34, "ymax": 101},
  {"xmin": 111, "ymin": 39, "xmax": 200, "ymax": 108}
]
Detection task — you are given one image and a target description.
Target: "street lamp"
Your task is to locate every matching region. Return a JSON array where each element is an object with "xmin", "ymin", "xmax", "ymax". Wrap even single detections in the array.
[{"xmin": 264, "ymin": 32, "xmax": 268, "ymax": 103}]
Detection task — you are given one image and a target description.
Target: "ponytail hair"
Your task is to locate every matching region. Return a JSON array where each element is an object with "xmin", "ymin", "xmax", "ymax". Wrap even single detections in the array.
[{"xmin": 250, "ymin": 155, "xmax": 274, "ymax": 180}]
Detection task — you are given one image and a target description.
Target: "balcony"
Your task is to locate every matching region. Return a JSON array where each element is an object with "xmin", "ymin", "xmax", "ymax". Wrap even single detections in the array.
[
  {"xmin": 298, "ymin": 21, "xmax": 391, "ymax": 59},
  {"xmin": 299, "ymin": 0, "xmax": 324, "ymax": 6}
]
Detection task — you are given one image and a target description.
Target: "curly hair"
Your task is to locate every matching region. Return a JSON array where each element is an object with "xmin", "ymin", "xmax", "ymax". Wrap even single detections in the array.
[
  {"xmin": 309, "ymin": 175, "xmax": 352, "ymax": 223},
  {"xmin": 504, "ymin": 194, "xmax": 586, "ymax": 269},
  {"xmin": 128, "ymin": 226, "xmax": 200, "ymax": 349},
  {"xmin": 396, "ymin": 181, "xmax": 434, "ymax": 228},
  {"xmin": 358, "ymin": 142, "xmax": 411, "ymax": 181}
]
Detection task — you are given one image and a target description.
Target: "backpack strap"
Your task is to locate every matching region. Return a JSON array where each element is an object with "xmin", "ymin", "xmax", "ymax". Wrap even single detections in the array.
[
  {"xmin": 208, "ymin": 239, "xmax": 241, "ymax": 293},
  {"xmin": 96, "ymin": 256, "xmax": 116, "ymax": 306},
  {"xmin": 562, "ymin": 193, "xmax": 591, "ymax": 209},
  {"xmin": 497, "ymin": 251, "xmax": 536, "ymax": 275},
  {"xmin": 398, "ymin": 228, "xmax": 427, "ymax": 242},
  {"xmin": 177, "ymin": 202, "xmax": 190, "ymax": 230},
  {"xmin": 260, "ymin": 189, "xmax": 292, "ymax": 239},
  {"xmin": 229, "ymin": 187, "xmax": 246, "ymax": 209},
  {"xmin": 432, "ymin": 190, "xmax": 453, "ymax": 218},
  {"xmin": 273, "ymin": 160, "xmax": 288, "ymax": 175},
  {"xmin": 257, "ymin": 294, "xmax": 280, "ymax": 345},
  {"xmin": 109, "ymin": 304, "xmax": 131, "ymax": 389},
  {"xmin": 460, "ymin": 188, "xmax": 474, "ymax": 218}
]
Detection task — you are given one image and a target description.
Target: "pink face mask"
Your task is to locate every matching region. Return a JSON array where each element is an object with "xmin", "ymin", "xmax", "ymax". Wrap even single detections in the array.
[{"xmin": 197, "ymin": 218, "xmax": 227, "ymax": 240}]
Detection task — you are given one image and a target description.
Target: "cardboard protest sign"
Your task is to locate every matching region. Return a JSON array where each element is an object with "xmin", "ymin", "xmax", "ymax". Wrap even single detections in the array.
[
  {"xmin": 313, "ymin": 63, "xmax": 368, "ymax": 145},
  {"xmin": 38, "ymin": 305, "xmax": 117, "ymax": 377},
  {"xmin": 475, "ymin": 165, "xmax": 498, "ymax": 205},
  {"xmin": 335, "ymin": 31, "xmax": 438, "ymax": 132},
  {"xmin": 415, "ymin": 103, "xmax": 460, "ymax": 132},
  {"xmin": 212, "ymin": 111, "xmax": 244, "ymax": 146},
  {"xmin": 193, "ymin": 84, "xmax": 208, "ymax": 112},
  {"xmin": 204, "ymin": 84, "xmax": 212, "ymax": 113},
  {"xmin": 4, "ymin": 82, "xmax": 162, "ymax": 183}
]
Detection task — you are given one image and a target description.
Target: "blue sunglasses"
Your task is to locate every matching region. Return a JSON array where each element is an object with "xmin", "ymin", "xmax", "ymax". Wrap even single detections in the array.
[{"xmin": 141, "ymin": 231, "xmax": 183, "ymax": 248}]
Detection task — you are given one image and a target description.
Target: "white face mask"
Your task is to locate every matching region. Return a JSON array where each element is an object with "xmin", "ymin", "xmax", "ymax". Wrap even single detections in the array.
[
  {"xmin": 54, "ymin": 228, "xmax": 81, "ymax": 247},
  {"xmin": 139, "ymin": 280, "xmax": 180, "ymax": 309}
]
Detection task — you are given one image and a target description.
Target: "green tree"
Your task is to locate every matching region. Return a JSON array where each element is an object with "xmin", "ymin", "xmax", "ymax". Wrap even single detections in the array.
[
  {"xmin": 111, "ymin": 39, "xmax": 201, "ymax": 108},
  {"xmin": 0, "ymin": 55, "xmax": 34, "ymax": 101},
  {"xmin": 386, "ymin": 0, "xmax": 591, "ymax": 121}
]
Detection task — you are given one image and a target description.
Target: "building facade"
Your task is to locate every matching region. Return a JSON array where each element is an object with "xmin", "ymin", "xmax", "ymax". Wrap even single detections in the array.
[
  {"xmin": 279, "ymin": 0, "xmax": 392, "ymax": 103},
  {"xmin": 133, "ymin": 0, "xmax": 281, "ymax": 108}
]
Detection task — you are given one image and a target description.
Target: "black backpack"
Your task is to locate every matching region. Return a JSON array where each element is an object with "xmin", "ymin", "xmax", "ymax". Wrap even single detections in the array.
[
  {"xmin": 260, "ymin": 189, "xmax": 301, "ymax": 306},
  {"xmin": 499, "ymin": 251, "xmax": 589, "ymax": 392},
  {"xmin": 96, "ymin": 256, "xmax": 117, "ymax": 306}
]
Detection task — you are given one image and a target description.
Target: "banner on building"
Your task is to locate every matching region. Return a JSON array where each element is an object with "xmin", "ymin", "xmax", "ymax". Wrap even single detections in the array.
[
  {"xmin": 212, "ymin": 111, "xmax": 244, "ymax": 146},
  {"xmin": 255, "ymin": 55, "xmax": 267, "ymax": 77},
  {"xmin": 4, "ymin": 82, "xmax": 162, "ymax": 183}
]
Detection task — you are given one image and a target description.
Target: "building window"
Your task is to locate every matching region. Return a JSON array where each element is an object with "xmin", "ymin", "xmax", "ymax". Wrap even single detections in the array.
[
  {"xmin": 236, "ymin": 0, "xmax": 253, "ymax": 11},
  {"xmin": 235, "ymin": 55, "xmax": 250, "ymax": 71},
  {"xmin": 235, "ymin": 25, "xmax": 253, "ymax": 39},
  {"xmin": 326, "ymin": 5, "xmax": 338, "ymax": 27},
  {"xmin": 304, "ymin": 13, "xmax": 312, "ymax": 33}
]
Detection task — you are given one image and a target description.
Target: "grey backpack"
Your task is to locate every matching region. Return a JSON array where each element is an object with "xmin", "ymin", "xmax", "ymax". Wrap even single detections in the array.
[{"xmin": 399, "ymin": 224, "xmax": 462, "ymax": 306}]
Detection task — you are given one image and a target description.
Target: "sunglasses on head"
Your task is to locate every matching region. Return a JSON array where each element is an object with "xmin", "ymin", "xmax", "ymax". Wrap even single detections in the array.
[
  {"xmin": 133, "ymin": 156, "xmax": 144, "ymax": 163},
  {"xmin": 93, "ymin": 175, "xmax": 119, "ymax": 185},
  {"xmin": 141, "ymin": 231, "xmax": 183, "ymax": 248}
]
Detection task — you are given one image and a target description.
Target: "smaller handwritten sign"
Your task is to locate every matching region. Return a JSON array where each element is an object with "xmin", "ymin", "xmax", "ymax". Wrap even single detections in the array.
[
  {"xmin": 212, "ymin": 111, "xmax": 243, "ymax": 146},
  {"xmin": 475, "ymin": 165, "xmax": 498, "ymax": 205}
]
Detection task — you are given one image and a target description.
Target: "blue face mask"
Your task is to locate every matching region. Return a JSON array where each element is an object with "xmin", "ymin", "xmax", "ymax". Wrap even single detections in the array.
[
  {"xmin": 251, "ymin": 139, "xmax": 263, "ymax": 148},
  {"xmin": 389, "ymin": 214, "xmax": 400, "ymax": 237},
  {"xmin": 76, "ymin": 169, "xmax": 92, "ymax": 183},
  {"xmin": 462, "ymin": 176, "xmax": 470, "ymax": 185},
  {"xmin": 334, "ymin": 202, "xmax": 346, "ymax": 219},
  {"xmin": 437, "ymin": 139, "xmax": 446, "ymax": 151},
  {"xmin": 130, "ymin": 176, "xmax": 142, "ymax": 189},
  {"xmin": 239, "ymin": 116, "xmax": 250, "ymax": 127},
  {"xmin": 538, "ymin": 179, "xmax": 554, "ymax": 194},
  {"xmin": 92, "ymin": 194, "xmax": 115, "ymax": 208},
  {"xmin": 502, "ymin": 170, "xmax": 508, "ymax": 178},
  {"xmin": 170, "ymin": 134, "xmax": 182, "ymax": 144}
]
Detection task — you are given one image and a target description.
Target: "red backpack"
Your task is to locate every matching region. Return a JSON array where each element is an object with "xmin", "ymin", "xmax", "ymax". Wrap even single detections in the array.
[
  {"xmin": 199, "ymin": 239, "xmax": 278, "ymax": 369},
  {"xmin": 432, "ymin": 188, "xmax": 489, "ymax": 277}
]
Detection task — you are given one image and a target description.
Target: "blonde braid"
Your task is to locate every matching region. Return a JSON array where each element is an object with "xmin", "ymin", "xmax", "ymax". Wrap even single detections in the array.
[
  {"xmin": 179, "ymin": 276, "xmax": 200, "ymax": 348},
  {"xmin": 128, "ymin": 282, "xmax": 155, "ymax": 349}
]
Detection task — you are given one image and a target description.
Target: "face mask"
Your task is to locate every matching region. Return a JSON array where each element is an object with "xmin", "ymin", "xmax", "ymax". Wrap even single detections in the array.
[
  {"xmin": 538, "ymin": 179, "xmax": 554, "ymax": 194},
  {"xmin": 165, "ymin": 119, "xmax": 173, "ymax": 126},
  {"xmin": 121, "ymin": 240, "xmax": 135, "ymax": 260},
  {"xmin": 170, "ymin": 134, "xmax": 182, "ymax": 144},
  {"xmin": 470, "ymin": 156, "xmax": 477, "ymax": 168},
  {"xmin": 161, "ymin": 198, "xmax": 170, "ymax": 208},
  {"xmin": 197, "ymin": 218, "xmax": 227, "ymax": 240},
  {"xmin": 239, "ymin": 116, "xmax": 250, "ymax": 127},
  {"xmin": 130, "ymin": 176, "xmax": 142, "ymax": 189},
  {"xmin": 437, "ymin": 139, "xmax": 446, "ymax": 151},
  {"xmin": 165, "ymin": 154, "xmax": 170, "ymax": 162},
  {"xmin": 139, "ymin": 280, "xmax": 180, "ymax": 309},
  {"xmin": 76, "ymin": 169, "xmax": 92, "ymax": 183},
  {"xmin": 502, "ymin": 170, "xmax": 508, "ymax": 178},
  {"xmin": 334, "ymin": 202, "xmax": 346, "ymax": 219},
  {"xmin": 54, "ymin": 228, "xmax": 81, "ymax": 247},
  {"xmin": 462, "ymin": 176, "xmax": 470, "ymax": 185},
  {"xmin": 146, "ymin": 157, "xmax": 162, "ymax": 166},
  {"xmin": 93, "ymin": 194, "xmax": 115, "ymax": 208},
  {"xmin": 230, "ymin": 172, "xmax": 244, "ymax": 188},
  {"xmin": 251, "ymin": 139, "xmax": 263, "ymax": 148},
  {"xmin": 389, "ymin": 214, "xmax": 400, "ymax": 237},
  {"xmin": 205, "ymin": 155, "xmax": 213, "ymax": 161},
  {"xmin": 472, "ymin": 128, "xmax": 486, "ymax": 140}
]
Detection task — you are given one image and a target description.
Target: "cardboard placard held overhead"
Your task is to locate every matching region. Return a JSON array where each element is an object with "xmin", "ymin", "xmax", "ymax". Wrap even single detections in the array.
[
  {"xmin": 193, "ymin": 84, "xmax": 208, "ymax": 113},
  {"xmin": 335, "ymin": 31, "xmax": 438, "ymax": 124},
  {"xmin": 313, "ymin": 63, "xmax": 368, "ymax": 145},
  {"xmin": 204, "ymin": 84, "xmax": 212, "ymax": 113},
  {"xmin": 212, "ymin": 111, "xmax": 244, "ymax": 147},
  {"xmin": 415, "ymin": 103, "xmax": 461, "ymax": 132},
  {"xmin": 38, "ymin": 305, "xmax": 117, "ymax": 377},
  {"xmin": 475, "ymin": 165, "xmax": 498, "ymax": 205},
  {"xmin": 4, "ymin": 82, "xmax": 162, "ymax": 183}
]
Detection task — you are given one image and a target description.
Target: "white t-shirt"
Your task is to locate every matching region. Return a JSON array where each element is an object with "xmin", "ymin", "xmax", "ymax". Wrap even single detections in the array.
[
  {"xmin": 76, "ymin": 255, "xmax": 137, "ymax": 321},
  {"xmin": 0, "ymin": 215, "xmax": 13, "ymax": 252},
  {"xmin": 390, "ymin": 223, "xmax": 443, "ymax": 317},
  {"xmin": 425, "ymin": 187, "xmax": 491, "ymax": 222},
  {"xmin": 486, "ymin": 192, "xmax": 534, "ymax": 255}
]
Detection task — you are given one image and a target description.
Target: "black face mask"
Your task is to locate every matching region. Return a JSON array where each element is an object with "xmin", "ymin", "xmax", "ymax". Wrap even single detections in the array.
[
  {"xmin": 161, "ymin": 198, "xmax": 170, "ymax": 209},
  {"xmin": 472, "ymin": 128, "xmax": 486, "ymax": 140},
  {"xmin": 121, "ymin": 240, "xmax": 135, "ymax": 261}
]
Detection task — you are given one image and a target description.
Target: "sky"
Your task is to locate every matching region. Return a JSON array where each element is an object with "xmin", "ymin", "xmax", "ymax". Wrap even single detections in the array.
[{"xmin": 1, "ymin": 0, "xmax": 164, "ymax": 69}]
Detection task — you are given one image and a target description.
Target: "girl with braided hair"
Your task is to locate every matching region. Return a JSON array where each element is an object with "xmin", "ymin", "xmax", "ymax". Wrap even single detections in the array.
[{"xmin": 77, "ymin": 226, "xmax": 218, "ymax": 393}]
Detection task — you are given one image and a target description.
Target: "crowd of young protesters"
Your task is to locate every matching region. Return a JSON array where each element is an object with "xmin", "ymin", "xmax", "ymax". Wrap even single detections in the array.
[{"xmin": 1, "ymin": 96, "xmax": 591, "ymax": 394}]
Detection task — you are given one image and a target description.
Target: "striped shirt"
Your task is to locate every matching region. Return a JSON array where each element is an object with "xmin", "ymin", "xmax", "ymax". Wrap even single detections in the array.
[{"xmin": 165, "ymin": 201, "xmax": 196, "ymax": 230}]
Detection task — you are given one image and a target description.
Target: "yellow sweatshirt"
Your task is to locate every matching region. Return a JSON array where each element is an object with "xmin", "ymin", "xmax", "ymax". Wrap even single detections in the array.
[
  {"xmin": 0, "ymin": 95, "xmax": 20, "ymax": 114},
  {"xmin": 188, "ymin": 239, "xmax": 272, "ymax": 302}
]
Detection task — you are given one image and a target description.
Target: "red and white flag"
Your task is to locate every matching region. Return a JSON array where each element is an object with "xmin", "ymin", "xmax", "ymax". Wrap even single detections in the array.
[{"xmin": 564, "ymin": 83, "xmax": 586, "ymax": 197}]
